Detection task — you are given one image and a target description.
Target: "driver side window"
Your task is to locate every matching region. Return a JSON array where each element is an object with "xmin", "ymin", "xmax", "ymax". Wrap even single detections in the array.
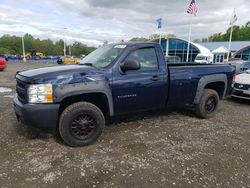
[{"xmin": 126, "ymin": 47, "xmax": 159, "ymax": 71}]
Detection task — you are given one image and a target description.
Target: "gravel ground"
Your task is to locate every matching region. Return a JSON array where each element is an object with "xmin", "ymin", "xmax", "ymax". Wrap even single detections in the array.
[{"xmin": 0, "ymin": 62, "xmax": 249, "ymax": 188}]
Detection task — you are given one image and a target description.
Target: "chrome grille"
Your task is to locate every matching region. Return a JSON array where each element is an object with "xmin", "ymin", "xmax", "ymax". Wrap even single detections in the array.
[{"xmin": 16, "ymin": 78, "xmax": 28, "ymax": 103}]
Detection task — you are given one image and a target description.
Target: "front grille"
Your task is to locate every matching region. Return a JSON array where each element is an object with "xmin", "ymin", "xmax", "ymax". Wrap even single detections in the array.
[
  {"xmin": 232, "ymin": 89, "xmax": 250, "ymax": 98},
  {"xmin": 16, "ymin": 78, "xmax": 28, "ymax": 103},
  {"xmin": 234, "ymin": 83, "xmax": 250, "ymax": 90}
]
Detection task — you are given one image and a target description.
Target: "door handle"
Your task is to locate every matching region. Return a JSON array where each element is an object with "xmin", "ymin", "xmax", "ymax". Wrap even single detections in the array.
[{"xmin": 150, "ymin": 75, "xmax": 161, "ymax": 81}]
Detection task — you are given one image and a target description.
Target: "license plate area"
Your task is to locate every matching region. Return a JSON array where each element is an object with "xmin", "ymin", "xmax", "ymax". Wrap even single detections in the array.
[{"xmin": 243, "ymin": 90, "xmax": 250, "ymax": 95}]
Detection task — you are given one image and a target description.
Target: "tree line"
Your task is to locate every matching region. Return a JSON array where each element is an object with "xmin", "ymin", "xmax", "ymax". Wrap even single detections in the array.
[
  {"xmin": 0, "ymin": 34, "xmax": 96, "ymax": 56},
  {"xmin": 194, "ymin": 21, "xmax": 250, "ymax": 42},
  {"xmin": 1, "ymin": 21, "xmax": 249, "ymax": 56},
  {"xmin": 130, "ymin": 21, "xmax": 250, "ymax": 43}
]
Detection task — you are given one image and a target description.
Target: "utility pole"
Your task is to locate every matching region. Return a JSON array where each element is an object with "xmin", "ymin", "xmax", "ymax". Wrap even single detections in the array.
[
  {"xmin": 69, "ymin": 46, "xmax": 71, "ymax": 56},
  {"xmin": 22, "ymin": 36, "xmax": 26, "ymax": 62},
  {"xmin": 63, "ymin": 39, "xmax": 66, "ymax": 57},
  {"xmin": 63, "ymin": 28, "xmax": 67, "ymax": 57}
]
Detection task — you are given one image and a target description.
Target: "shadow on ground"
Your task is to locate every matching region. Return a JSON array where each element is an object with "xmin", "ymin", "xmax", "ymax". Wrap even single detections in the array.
[{"xmin": 228, "ymin": 96, "xmax": 250, "ymax": 105}]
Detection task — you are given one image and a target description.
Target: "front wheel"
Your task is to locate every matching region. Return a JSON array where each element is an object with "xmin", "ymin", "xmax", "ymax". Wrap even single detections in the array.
[
  {"xmin": 59, "ymin": 102, "xmax": 105, "ymax": 147},
  {"xmin": 195, "ymin": 89, "xmax": 219, "ymax": 118}
]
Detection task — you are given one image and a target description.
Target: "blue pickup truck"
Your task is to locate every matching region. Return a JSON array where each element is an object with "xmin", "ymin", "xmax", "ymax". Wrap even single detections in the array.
[{"xmin": 14, "ymin": 42, "xmax": 235, "ymax": 146}]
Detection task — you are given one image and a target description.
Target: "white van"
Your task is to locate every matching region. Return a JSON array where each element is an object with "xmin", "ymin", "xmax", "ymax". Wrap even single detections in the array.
[{"xmin": 195, "ymin": 53, "xmax": 213, "ymax": 64}]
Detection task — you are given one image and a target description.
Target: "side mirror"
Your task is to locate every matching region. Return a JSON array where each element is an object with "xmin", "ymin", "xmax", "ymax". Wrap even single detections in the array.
[{"xmin": 120, "ymin": 59, "xmax": 140, "ymax": 72}]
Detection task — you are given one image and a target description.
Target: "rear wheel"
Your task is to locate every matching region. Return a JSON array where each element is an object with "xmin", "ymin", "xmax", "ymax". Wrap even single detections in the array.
[
  {"xmin": 195, "ymin": 89, "xmax": 219, "ymax": 118},
  {"xmin": 59, "ymin": 102, "xmax": 105, "ymax": 147}
]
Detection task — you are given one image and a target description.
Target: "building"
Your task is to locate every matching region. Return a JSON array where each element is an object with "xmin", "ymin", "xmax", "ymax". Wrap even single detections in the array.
[
  {"xmin": 155, "ymin": 38, "xmax": 250, "ymax": 63},
  {"xmin": 197, "ymin": 41, "xmax": 250, "ymax": 62},
  {"xmin": 158, "ymin": 37, "xmax": 213, "ymax": 62},
  {"xmin": 212, "ymin": 46, "xmax": 229, "ymax": 63}
]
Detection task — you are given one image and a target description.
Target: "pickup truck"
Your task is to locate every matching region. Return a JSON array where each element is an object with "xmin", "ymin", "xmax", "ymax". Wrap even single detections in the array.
[{"xmin": 14, "ymin": 42, "xmax": 235, "ymax": 147}]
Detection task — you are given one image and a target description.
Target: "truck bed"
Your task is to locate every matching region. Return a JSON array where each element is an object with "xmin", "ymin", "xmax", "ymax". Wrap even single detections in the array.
[{"xmin": 167, "ymin": 63, "xmax": 235, "ymax": 106}]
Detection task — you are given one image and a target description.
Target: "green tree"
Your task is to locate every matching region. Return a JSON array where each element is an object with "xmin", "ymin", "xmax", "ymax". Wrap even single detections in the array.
[
  {"xmin": 202, "ymin": 21, "xmax": 250, "ymax": 42},
  {"xmin": 0, "ymin": 33, "xmax": 95, "ymax": 56}
]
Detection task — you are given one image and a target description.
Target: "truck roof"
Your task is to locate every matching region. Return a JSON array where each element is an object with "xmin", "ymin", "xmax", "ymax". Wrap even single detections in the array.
[{"xmin": 111, "ymin": 41, "xmax": 159, "ymax": 46}]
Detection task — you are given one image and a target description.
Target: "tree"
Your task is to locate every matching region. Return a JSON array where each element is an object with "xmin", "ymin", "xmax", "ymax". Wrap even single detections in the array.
[
  {"xmin": 201, "ymin": 21, "xmax": 250, "ymax": 42},
  {"xmin": 0, "ymin": 34, "xmax": 95, "ymax": 56},
  {"xmin": 130, "ymin": 37, "xmax": 148, "ymax": 42}
]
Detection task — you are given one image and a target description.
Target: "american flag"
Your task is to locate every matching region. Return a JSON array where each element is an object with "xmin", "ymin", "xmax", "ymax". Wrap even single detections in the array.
[
  {"xmin": 187, "ymin": 0, "xmax": 198, "ymax": 15},
  {"xmin": 230, "ymin": 9, "xmax": 237, "ymax": 25}
]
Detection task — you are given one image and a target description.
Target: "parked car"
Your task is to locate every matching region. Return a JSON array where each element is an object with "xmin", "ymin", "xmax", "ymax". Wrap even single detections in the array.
[
  {"xmin": 56, "ymin": 56, "xmax": 63, "ymax": 64},
  {"xmin": 165, "ymin": 56, "xmax": 181, "ymax": 64},
  {"xmin": 80, "ymin": 54, "xmax": 86, "ymax": 59},
  {"xmin": 62, "ymin": 56, "xmax": 81, "ymax": 64},
  {"xmin": 14, "ymin": 42, "xmax": 235, "ymax": 147},
  {"xmin": 231, "ymin": 70, "xmax": 250, "ymax": 100},
  {"xmin": 228, "ymin": 60, "xmax": 250, "ymax": 74},
  {"xmin": 26, "ymin": 51, "xmax": 44, "ymax": 60},
  {"xmin": 0, "ymin": 58, "xmax": 7, "ymax": 71},
  {"xmin": 56, "ymin": 56, "xmax": 80, "ymax": 65},
  {"xmin": 0, "ymin": 54, "xmax": 9, "ymax": 61}
]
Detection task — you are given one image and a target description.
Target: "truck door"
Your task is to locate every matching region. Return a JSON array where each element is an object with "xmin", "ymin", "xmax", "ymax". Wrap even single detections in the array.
[{"xmin": 112, "ymin": 46, "xmax": 168, "ymax": 115}]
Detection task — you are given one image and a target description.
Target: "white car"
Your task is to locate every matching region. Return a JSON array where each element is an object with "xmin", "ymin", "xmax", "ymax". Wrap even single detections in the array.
[{"xmin": 231, "ymin": 70, "xmax": 250, "ymax": 99}]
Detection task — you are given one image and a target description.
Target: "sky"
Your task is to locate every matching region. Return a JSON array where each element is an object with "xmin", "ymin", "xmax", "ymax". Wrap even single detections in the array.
[{"xmin": 0, "ymin": 0, "xmax": 249, "ymax": 47}]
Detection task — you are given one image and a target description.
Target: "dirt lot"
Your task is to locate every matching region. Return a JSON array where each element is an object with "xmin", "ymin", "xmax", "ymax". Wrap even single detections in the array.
[{"xmin": 0, "ymin": 62, "xmax": 249, "ymax": 187}]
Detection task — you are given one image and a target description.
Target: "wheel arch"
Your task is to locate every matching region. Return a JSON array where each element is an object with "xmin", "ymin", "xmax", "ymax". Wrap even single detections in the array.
[
  {"xmin": 54, "ymin": 82, "xmax": 114, "ymax": 117},
  {"xmin": 58, "ymin": 92, "xmax": 113, "ymax": 117},
  {"xmin": 194, "ymin": 74, "xmax": 227, "ymax": 104}
]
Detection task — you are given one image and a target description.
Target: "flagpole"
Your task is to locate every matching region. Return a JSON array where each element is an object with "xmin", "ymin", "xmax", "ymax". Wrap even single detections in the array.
[
  {"xmin": 186, "ymin": 15, "xmax": 193, "ymax": 62},
  {"xmin": 166, "ymin": 36, "xmax": 169, "ymax": 56},
  {"xmin": 226, "ymin": 25, "xmax": 233, "ymax": 62},
  {"xmin": 227, "ymin": 8, "xmax": 237, "ymax": 62},
  {"xmin": 159, "ymin": 32, "xmax": 162, "ymax": 44}
]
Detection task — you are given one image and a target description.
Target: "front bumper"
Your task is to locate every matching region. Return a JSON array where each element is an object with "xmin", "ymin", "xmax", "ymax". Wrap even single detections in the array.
[
  {"xmin": 13, "ymin": 94, "xmax": 60, "ymax": 133},
  {"xmin": 231, "ymin": 88, "xmax": 250, "ymax": 100}
]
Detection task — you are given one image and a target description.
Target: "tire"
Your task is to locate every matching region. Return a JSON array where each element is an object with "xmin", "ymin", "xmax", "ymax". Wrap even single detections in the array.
[
  {"xmin": 59, "ymin": 102, "xmax": 105, "ymax": 147},
  {"xmin": 195, "ymin": 89, "xmax": 219, "ymax": 119}
]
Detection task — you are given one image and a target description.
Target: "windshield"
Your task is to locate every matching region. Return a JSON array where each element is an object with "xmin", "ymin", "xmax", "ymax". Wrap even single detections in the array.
[
  {"xmin": 195, "ymin": 56, "xmax": 206, "ymax": 60},
  {"xmin": 79, "ymin": 44, "xmax": 126, "ymax": 68}
]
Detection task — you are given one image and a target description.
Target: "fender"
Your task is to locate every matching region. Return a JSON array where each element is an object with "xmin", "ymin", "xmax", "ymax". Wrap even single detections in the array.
[
  {"xmin": 53, "ymin": 81, "xmax": 114, "ymax": 116},
  {"xmin": 194, "ymin": 74, "xmax": 228, "ymax": 104}
]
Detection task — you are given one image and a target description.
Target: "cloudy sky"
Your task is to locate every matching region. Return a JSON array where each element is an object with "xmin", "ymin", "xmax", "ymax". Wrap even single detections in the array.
[{"xmin": 0, "ymin": 0, "xmax": 249, "ymax": 46}]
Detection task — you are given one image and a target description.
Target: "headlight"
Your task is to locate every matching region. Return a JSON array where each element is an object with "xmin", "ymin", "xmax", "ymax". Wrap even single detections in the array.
[{"xmin": 28, "ymin": 84, "xmax": 53, "ymax": 103}]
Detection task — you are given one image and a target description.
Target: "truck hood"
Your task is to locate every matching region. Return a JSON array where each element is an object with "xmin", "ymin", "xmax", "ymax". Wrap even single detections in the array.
[
  {"xmin": 18, "ymin": 65, "xmax": 108, "ymax": 84},
  {"xmin": 19, "ymin": 65, "xmax": 93, "ymax": 78}
]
